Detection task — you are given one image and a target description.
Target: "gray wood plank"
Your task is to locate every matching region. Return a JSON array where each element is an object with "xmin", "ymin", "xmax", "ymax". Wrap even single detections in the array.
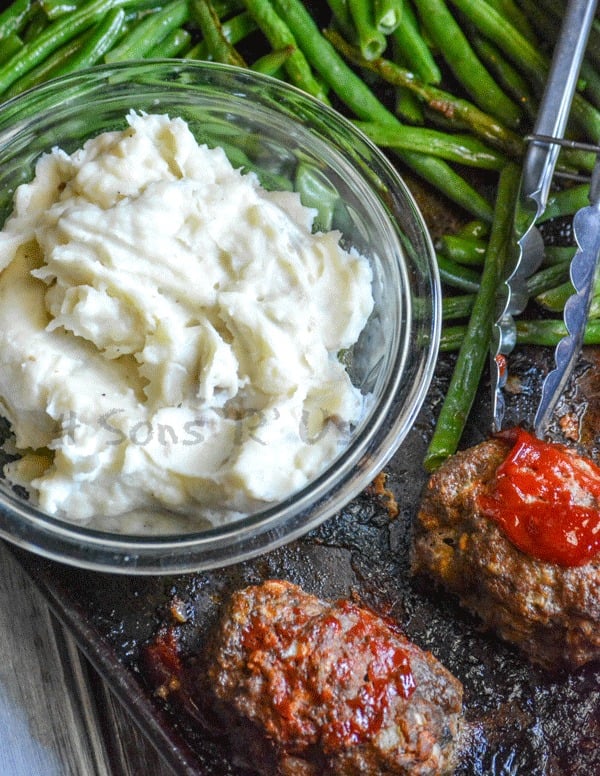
[
  {"xmin": 0, "ymin": 543, "xmax": 173, "ymax": 776},
  {"xmin": 0, "ymin": 543, "xmax": 100, "ymax": 774},
  {"xmin": 87, "ymin": 674, "xmax": 175, "ymax": 776}
]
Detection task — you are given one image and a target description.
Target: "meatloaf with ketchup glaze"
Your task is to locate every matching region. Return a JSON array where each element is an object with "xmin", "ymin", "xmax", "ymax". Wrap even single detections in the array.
[
  {"xmin": 412, "ymin": 428, "xmax": 600, "ymax": 671},
  {"xmin": 145, "ymin": 579, "xmax": 463, "ymax": 775}
]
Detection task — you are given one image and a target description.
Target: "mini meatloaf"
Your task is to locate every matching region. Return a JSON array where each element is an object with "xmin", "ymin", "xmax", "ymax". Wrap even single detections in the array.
[
  {"xmin": 206, "ymin": 579, "xmax": 463, "ymax": 776},
  {"xmin": 412, "ymin": 432, "xmax": 600, "ymax": 671},
  {"xmin": 143, "ymin": 581, "xmax": 463, "ymax": 774}
]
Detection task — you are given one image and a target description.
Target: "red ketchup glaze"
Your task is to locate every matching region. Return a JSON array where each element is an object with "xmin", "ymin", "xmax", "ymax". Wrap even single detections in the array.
[
  {"xmin": 240, "ymin": 599, "xmax": 415, "ymax": 752},
  {"xmin": 144, "ymin": 626, "xmax": 182, "ymax": 680},
  {"xmin": 476, "ymin": 426, "xmax": 600, "ymax": 566},
  {"xmin": 494, "ymin": 353, "xmax": 508, "ymax": 380}
]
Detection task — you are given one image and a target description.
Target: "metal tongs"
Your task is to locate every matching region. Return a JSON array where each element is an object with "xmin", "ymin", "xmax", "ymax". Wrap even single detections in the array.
[
  {"xmin": 535, "ymin": 151, "xmax": 600, "ymax": 433},
  {"xmin": 492, "ymin": 0, "xmax": 599, "ymax": 434}
]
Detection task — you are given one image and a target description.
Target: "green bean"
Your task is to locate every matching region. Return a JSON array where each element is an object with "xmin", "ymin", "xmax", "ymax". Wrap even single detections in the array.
[
  {"xmin": 185, "ymin": 10, "xmax": 255, "ymax": 59},
  {"xmin": 586, "ymin": 295, "xmax": 600, "ymax": 320},
  {"xmin": 394, "ymin": 85, "xmax": 425, "ymax": 125},
  {"xmin": 120, "ymin": 7, "xmax": 155, "ymax": 26},
  {"xmin": 347, "ymin": 0, "xmax": 387, "ymax": 60},
  {"xmin": 441, "ymin": 318, "xmax": 600, "ymax": 350},
  {"xmin": 436, "ymin": 254, "xmax": 480, "ymax": 291},
  {"xmin": 374, "ymin": 0, "xmax": 403, "ymax": 34},
  {"xmin": 421, "ymin": 105, "xmax": 470, "ymax": 133},
  {"xmin": 42, "ymin": 0, "xmax": 176, "ymax": 17},
  {"xmin": 3, "ymin": 31, "xmax": 89, "ymax": 98},
  {"xmin": 190, "ymin": 0, "xmax": 246, "ymax": 65},
  {"xmin": 484, "ymin": 0, "xmax": 537, "ymax": 43},
  {"xmin": 270, "ymin": 0, "xmax": 492, "ymax": 220},
  {"xmin": 457, "ymin": 219, "xmax": 489, "ymax": 239},
  {"xmin": 442, "ymin": 294, "xmax": 476, "ymax": 320},
  {"xmin": 517, "ymin": 0, "xmax": 558, "ymax": 54},
  {"xmin": 0, "ymin": 0, "xmax": 33, "ymax": 39},
  {"xmin": 438, "ymin": 234, "xmax": 486, "ymax": 265},
  {"xmin": 355, "ymin": 120, "xmax": 505, "ymax": 169},
  {"xmin": 412, "ymin": 0, "xmax": 522, "ymax": 128},
  {"xmin": 538, "ymin": 0, "xmax": 600, "ymax": 71},
  {"xmin": 22, "ymin": 8, "xmax": 51, "ymax": 42},
  {"xmin": 425, "ymin": 163, "xmax": 520, "ymax": 471},
  {"xmin": 391, "ymin": 0, "xmax": 441, "ymax": 84},
  {"xmin": 570, "ymin": 93, "xmax": 600, "ymax": 145},
  {"xmin": 543, "ymin": 245, "xmax": 576, "ymax": 266},
  {"xmin": 526, "ymin": 260, "xmax": 570, "ymax": 298},
  {"xmin": 559, "ymin": 147, "xmax": 597, "ymax": 177},
  {"xmin": 585, "ymin": 19, "xmax": 600, "ymax": 73},
  {"xmin": 535, "ymin": 280, "xmax": 573, "ymax": 313},
  {"xmin": 294, "ymin": 162, "xmax": 340, "ymax": 231},
  {"xmin": 270, "ymin": 1, "xmax": 401, "ymax": 122},
  {"xmin": 538, "ymin": 184, "xmax": 590, "ymax": 223},
  {"xmin": 219, "ymin": 8, "xmax": 256, "ymax": 39},
  {"xmin": 587, "ymin": 18, "xmax": 600, "ymax": 72},
  {"xmin": 391, "ymin": 37, "xmax": 425, "ymax": 124},
  {"xmin": 533, "ymin": 276, "xmax": 600, "ymax": 316},
  {"xmin": 401, "ymin": 151, "xmax": 494, "ymax": 221},
  {"xmin": 325, "ymin": 0, "xmax": 355, "ymax": 39},
  {"xmin": 470, "ymin": 33, "xmax": 535, "ymax": 121},
  {"xmin": 444, "ymin": 0, "xmax": 547, "ymax": 86},
  {"xmin": 211, "ymin": 0, "xmax": 245, "ymax": 15},
  {"xmin": 515, "ymin": 318, "xmax": 600, "ymax": 346},
  {"xmin": 182, "ymin": 40, "xmax": 203, "ymax": 58},
  {"xmin": 325, "ymin": 28, "xmax": 523, "ymax": 158},
  {"xmin": 581, "ymin": 60, "xmax": 600, "ymax": 112},
  {"xmin": 439, "ymin": 324, "xmax": 467, "ymax": 351},
  {"xmin": 439, "ymin": 246, "xmax": 570, "ymax": 295},
  {"xmin": 51, "ymin": 7, "xmax": 126, "ymax": 75},
  {"xmin": 392, "ymin": 53, "xmax": 425, "ymax": 127},
  {"xmin": 517, "ymin": 0, "xmax": 600, "ymax": 140},
  {"xmin": 40, "ymin": 0, "xmax": 88, "ymax": 19},
  {"xmin": 105, "ymin": 0, "xmax": 189, "ymax": 62},
  {"xmin": 242, "ymin": 0, "xmax": 329, "ymax": 101},
  {"xmin": 214, "ymin": 139, "xmax": 292, "ymax": 189},
  {"xmin": 326, "ymin": 0, "xmax": 351, "ymax": 26},
  {"xmin": 0, "ymin": 0, "xmax": 116, "ymax": 95},
  {"xmin": 250, "ymin": 44, "xmax": 294, "ymax": 75},
  {"xmin": 0, "ymin": 33, "xmax": 23, "ymax": 65},
  {"xmin": 146, "ymin": 24, "xmax": 191, "ymax": 57}
]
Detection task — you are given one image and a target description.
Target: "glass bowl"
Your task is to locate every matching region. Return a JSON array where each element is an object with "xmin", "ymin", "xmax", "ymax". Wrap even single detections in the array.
[{"xmin": 0, "ymin": 60, "xmax": 440, "ymax": 573}]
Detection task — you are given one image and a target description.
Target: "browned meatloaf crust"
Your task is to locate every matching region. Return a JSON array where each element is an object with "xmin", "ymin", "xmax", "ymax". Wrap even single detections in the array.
[
  {"xmin": 206, "ymin": 579, "xmax": 463, "ymax": 775},
  {"xmin": 143, "ymin": 580, "xmax": 463, "ymax": 774},
  {"xmin": 412, "ymin": 437, "xmax": 600, "ymax": 671}
]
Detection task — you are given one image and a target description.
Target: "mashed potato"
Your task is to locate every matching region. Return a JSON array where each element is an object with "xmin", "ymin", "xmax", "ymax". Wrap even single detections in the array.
[{"xmin": 0, "ymin": 112, "xmax": 373, "ymax": 528}]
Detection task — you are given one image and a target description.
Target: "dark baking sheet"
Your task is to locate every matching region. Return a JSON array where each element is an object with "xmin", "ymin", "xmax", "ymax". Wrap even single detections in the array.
[
  {"xmin": 3, "ymin": 1, "xmax": 599, "ymax": 766},
  {"xmin": 11, "ymin": 345, "xmax": 600, "ymax": 776}
]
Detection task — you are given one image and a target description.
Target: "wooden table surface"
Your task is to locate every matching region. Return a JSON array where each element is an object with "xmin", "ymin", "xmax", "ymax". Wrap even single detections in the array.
[{"xmin": 0, "ymin": 541, "xmax": 176, "ymax": 776}]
